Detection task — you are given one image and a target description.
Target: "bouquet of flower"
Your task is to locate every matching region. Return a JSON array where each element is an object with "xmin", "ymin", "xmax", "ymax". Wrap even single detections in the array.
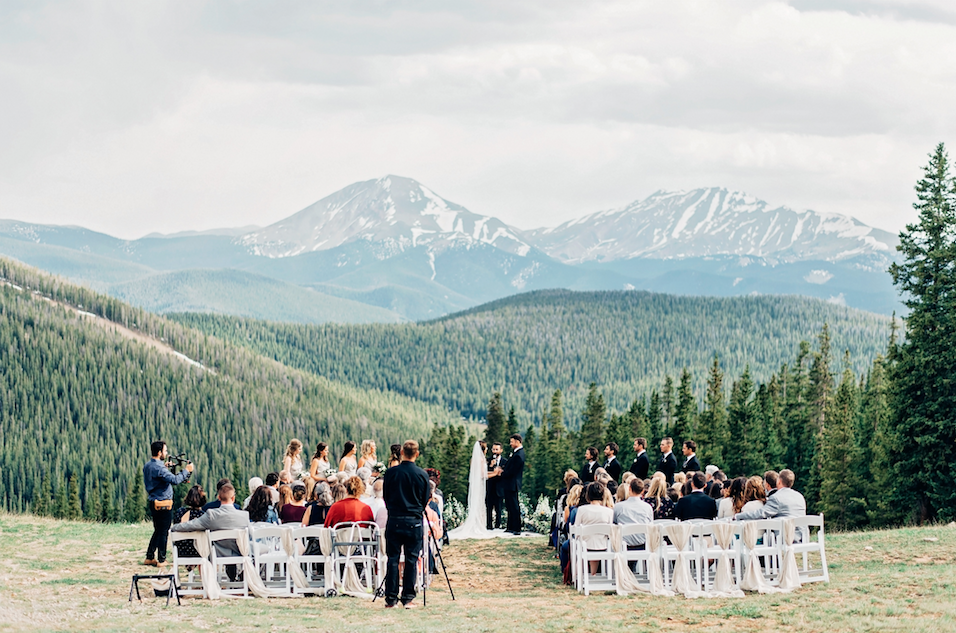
[
  {"xmin": 373, "ymin": 462, "xmax": 387, "ymax": 476},
  {"xmin": 324, "ymin": 468, "xmax": 337, "ymax": 479}
]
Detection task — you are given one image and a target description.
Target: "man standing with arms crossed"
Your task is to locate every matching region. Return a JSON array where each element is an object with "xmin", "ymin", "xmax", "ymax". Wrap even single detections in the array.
[
  {"xmin": 143, "ymin": 440, "xmax": 193, "ymax": 567},
  {"xmin": 383, "ymin": 440, "xmax": 430, "ymax": 609}
]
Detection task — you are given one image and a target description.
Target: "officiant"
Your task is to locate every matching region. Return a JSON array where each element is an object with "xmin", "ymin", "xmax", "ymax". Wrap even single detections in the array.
[{"xmin": 485, "ymin": 441, "xmax": 506, "ymax": 530}]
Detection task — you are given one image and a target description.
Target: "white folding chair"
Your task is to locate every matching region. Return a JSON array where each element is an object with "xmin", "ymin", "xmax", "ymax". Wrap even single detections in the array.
[
  {"xmin": 209, "ymin": 528, "xmax": 250, "ymax": 597},
  {"xmin": 618, "ymin": 523, "xmax": 659, "ymax": 586},
  {"xmin": 740, "ymin": 519, "xmax": 782, "ymax": 586},
  {"xmin": 697, "ymin": 521, "xmax": 742, "ymax": 591},
  {"xmin": 576, "ymin": 524, "xmax": 616, "ymax": 596},
  {"xmin": 170, "ymin": 530, "xmax": 208, "ymax": 598},
  {"xmin": 331, "ymin": 521, "xmax": 383, "ymax": 595},
  {"xmin": 660, "ymin": 522, "xmax": 704, "ymax": 591},
  {"xmin": 292, "ymin": 525, "xmax": 333, "ymax": 596},
  {"xmin": 250, "ymin": 524, "xmax": 292, "ymax": 594},
  {"xmin": 790, "ymin": 514, "xmax": 829, "ymax": 583}
]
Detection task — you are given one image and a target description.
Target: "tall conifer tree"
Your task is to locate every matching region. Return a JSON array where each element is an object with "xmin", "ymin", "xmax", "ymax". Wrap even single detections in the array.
[
  {"xmin": 888, "ymin": 143, "xmax": 956, "ymax": 522},
  {"xmin": 697, "ymin": 355, "xmax": 728, "ymax": 467},
  {"xmin": 484, "ymin": 392, "xmax": 507, "ymax": 446},
  {"xmin": 673, "ymin": 367, "xmax": 697, "ymax": 448},
  {"xmin": 579, "ymin": 383, "xmax": 607, "ymax": 452}
]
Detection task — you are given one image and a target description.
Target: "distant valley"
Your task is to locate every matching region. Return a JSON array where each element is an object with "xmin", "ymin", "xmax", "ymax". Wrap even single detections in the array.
[{"xmin": 0, "ymin": 176, "xmax": 901, "ymax": 322}]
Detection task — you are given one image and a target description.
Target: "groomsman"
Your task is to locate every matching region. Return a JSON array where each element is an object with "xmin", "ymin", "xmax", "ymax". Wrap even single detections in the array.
[
  {"xmin": 581, "ymin": 447, "xmax": 599, "ymax": 483},
  {"xmin": 628, "ymin": 437, "xmax": 650, "ymax": 479},
  {"xmin": 485, "ymin": 442, "xmax": 506, "ymax": 529},
  {"xmin": 603, "ymin": 443, "xmax": 623, "ymax": 482},
  {"xmin": 681, "ymin": 440, "xmax": 701, "ymax": 473},
  {"xmin": 657, "ymin": 437, "xmax": 678, "ymax": 485}
]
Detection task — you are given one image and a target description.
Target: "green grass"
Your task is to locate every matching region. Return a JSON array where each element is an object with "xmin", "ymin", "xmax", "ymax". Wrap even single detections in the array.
[{"xmin": 1, "ymin": 513, "xmax": 954, "ymax": 632}]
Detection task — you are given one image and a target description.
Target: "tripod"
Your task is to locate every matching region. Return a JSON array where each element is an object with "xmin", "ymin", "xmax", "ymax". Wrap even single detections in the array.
[{"xmin": 372, "ymin": 513, "xmax": 455, "ymax": 605}]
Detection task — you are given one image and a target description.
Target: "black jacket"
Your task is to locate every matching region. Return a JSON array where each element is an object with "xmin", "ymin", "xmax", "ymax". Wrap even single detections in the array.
[
  {"xmin": 604, "ymin": 457, "xmax": 623, "ymax": 482},
  {"xmin": 658, "ymin": 452, "xmax": 678, "ymax": 485},
  {"xmin": 499, "ymin": 447, "xmax": 526, "ymax": 492},
  {"xmin": 673, "ymin": 491, "xmax": 718, "ymax": 521},
  {"xmin": 382, "ymin": 460, "xmax": 430, "ymax": 518},
  {"xmin": 629, "ymin": 452, "xmax": 650, "ymax": 479},
  {"xmin": 581, "ymin": 460, "xmax": 598, "ymax": 483},
  {"xmin": 682, "ymin": 454, "xmax": 701, "ymax": 473}
]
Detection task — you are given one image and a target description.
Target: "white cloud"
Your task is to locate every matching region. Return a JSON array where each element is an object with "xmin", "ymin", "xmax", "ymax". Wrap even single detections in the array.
[{"xmin": 0, "ymin": 0, "xmax": 954, "ymax": 238}]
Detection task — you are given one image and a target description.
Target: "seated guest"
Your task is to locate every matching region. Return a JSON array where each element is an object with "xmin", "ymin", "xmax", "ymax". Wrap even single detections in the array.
[
  {"xmin": 736, "ymin": 469, "xmax": 806, "ymax": 520},
  {"xmin": 613, "ymin": 479, "xmax": 654, "ymax": 549},
  {"xmin": 242, "ymin": 477, "xmax": 263, "ymax": 510},
  {"xmin": 616, "ymin": 472, "xmax": 636, "ymax": 503},
  {"xmin": 741, "ymin": 475, "xmax": 767, "ymax": 514},
  {"xmin": 247, "ymin": 485, "xmax": 279, "ymax": 524},
  {"xmin": 764, "ymin": 470, "xmax": 779, "ymax": 497},
  {"xmin": 264, "ymin": 472, "xmax": 281, "ymax": 504},
  {"xmin": 668, "ymin": 483, "xmax": 682, "ymax": 504},
  {"xmin": 562, "ymin": 484, "xmax": 584, "ymax": 528},
  {"xmin": 575, "ymin": 482, "xmax": 615, "ymax": 573},
  {"xmin": 171, "ymin": 484, "xmax": 249, "ymax": 580},
  {"xmin": 279, "ymin": 482, "xmax": 308, "ymax": 524},
  {"xmin": 644, "ymin": 478, "xmax": 675, "ymax": 520},
  {"xmin": 203, "ymin": 478, "xmax": 241, "ymax": 511},
  {"xmin": 279, "ymin": 470, "xmax": 293, "ymax": 486},
  {"xmin": 172, "ymin": 484, "xmax": 207, "ymax": 559},
  {"xmin": 331, "ymin": 482, "xmax": 348, "ymax": 503},
  {"xmin": 719, "ymin": 477, "xmax": 747, "ymax": 518},
  {"xmin": 302, "ymin": 481, "xmax": 334, "ymax": 527},
  {"xmin": 425, "ymin": 469, "xmax": 444, "ymax": 514},
  {"xmin": 707, "ymin": 480, "xmax": 724, "ymax": 501},
  {"xmin": 276, "ymin": 484, "xmax": 292, "ymax": 516},
  {"xmin": 673, "ymin": 472, "xmax": 687, "ymax": 487},
  {"xmin": 363, "ymin": 478, "xmax": 386, "ymax": 517},
  {"xmin": 356, "ymin": 466, "xmax": 373, "ymax": 493},
  {"xmin": 674, "ymin": 472, "xmax": 718, "ymax": 520},
  {"xmin": 325, "ymin": 475, "xmax": 374, "ymax": 527},
  {"xmin": 594, "ymin": 468, "xmax": 618, "ymax": 496}
]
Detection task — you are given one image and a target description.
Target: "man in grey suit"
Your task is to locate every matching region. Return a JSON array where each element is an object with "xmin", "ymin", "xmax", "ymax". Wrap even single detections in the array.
[
  {"xmin": 171, "ymin": 483, "xmax": 249, "ymax": 579},
  {"xmin": 734, "ymin": 469, "xmax": 806, "ymax": 521}
]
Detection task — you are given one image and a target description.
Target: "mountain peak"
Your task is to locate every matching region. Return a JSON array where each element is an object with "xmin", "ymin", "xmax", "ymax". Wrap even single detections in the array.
[
  {"xmin": 240, "ymin": 176, "xmax": 531, "ymax": 259},
  {"xmin": 528, "ymin": 187, "xmax": 897, "ymax": 264}
]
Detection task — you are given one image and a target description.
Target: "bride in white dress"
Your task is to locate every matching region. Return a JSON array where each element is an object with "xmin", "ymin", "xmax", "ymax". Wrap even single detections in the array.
[{"xmin": 448, "ymin": 442, "xmax": 498, "ymax": 540}]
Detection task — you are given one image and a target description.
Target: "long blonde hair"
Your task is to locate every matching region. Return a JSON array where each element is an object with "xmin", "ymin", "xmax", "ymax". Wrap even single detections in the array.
[
  {"xmin": 360, "ymin": 440, "xmax": 377, "ymax": 461},
  {"xmin": 646, "ymin": 477, "xmax": 668, "ymax": 511},
  {"xmin": 286, "ymin": 439, "xmax": 302, "ymax": 458},
  {"xmin": 566, "ymin": 484, "xmax": 584, "ymax": 508}
]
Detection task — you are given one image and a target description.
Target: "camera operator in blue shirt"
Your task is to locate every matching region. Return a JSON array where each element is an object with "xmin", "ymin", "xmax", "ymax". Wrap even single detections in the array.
[{"xmin": 142, "ymin": 440, "xmax": 194, "ymax": 566}]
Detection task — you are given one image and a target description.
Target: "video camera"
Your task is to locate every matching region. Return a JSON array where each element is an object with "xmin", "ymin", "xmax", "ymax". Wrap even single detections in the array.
[{"xmin": 166, "ymin": 452, "xmax": 192, "ymax": 474}]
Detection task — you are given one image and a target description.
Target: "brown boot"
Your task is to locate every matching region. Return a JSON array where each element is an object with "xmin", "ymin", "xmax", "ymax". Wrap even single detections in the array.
[{"xmin": 143, "ymin": 558, "xmax": 158, "ymax": 566}]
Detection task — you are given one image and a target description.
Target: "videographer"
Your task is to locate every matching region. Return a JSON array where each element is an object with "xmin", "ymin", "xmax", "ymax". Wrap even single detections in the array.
[
  {"xmin": 143, "ymin": 440, "xmax": 193, "ymax": 567},
  {"xmin": 382, "ymin": 440, "xmax": 429, "ymax": 609}
]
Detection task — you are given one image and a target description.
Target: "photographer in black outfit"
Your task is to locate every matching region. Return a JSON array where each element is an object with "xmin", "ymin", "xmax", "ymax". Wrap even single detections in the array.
[
  {"xmin": 382, "ymin": 440, "xmax": 430, "ymax": 609},
  {"xmin": 142, "ymin": 440, "xmax": 193, "ymax": 566}
]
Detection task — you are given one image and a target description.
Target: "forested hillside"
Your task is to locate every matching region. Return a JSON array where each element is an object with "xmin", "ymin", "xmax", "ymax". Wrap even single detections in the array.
[
  {"xmin": 0, "ymin": 258, "xmax": 456, "ymax": 518},
  {"xmin": 171, "ymin": 290, "xmax": 892, "ymax": 422}
]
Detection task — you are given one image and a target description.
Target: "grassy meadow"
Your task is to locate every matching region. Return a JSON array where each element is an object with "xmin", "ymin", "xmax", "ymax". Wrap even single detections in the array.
[{"xmin": 0, "ymin": 513, "xmax": 953, "ymax": 633}]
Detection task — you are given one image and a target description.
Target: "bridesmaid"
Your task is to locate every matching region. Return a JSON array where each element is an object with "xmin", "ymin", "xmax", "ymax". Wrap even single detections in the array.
[
  {"xmin": 338, "ymin": 441, "xmax": 358, "ymax": 476},
  {"xmin": 309, "ymin": 442, "xmax": 331, "ymax": 482},
  {"xmin": 357, "ymin": 440, "xmax": 379, "ymax": 475},
  {"xmin": 283, "ymin": 439, "xmax": 305, "ymax": 480}
]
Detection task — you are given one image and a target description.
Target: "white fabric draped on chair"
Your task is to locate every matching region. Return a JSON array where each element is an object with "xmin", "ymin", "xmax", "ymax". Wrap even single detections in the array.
[
  {"xmin": 609, "ymin": 524, "xmax": 673, "ymax": 597},
  {"xmin": 665, "ymin": 523, "xmax": 707, "ymax": 599},
  {"xmin": 709, "ymin": 521, "xmax": 745, "ymax": 598}
]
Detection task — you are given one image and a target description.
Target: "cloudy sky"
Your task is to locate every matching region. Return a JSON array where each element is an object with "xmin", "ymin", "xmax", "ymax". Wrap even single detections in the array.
[{"xmin": 2, "ymin": 0, "xmax": 955, "ymax": 239}]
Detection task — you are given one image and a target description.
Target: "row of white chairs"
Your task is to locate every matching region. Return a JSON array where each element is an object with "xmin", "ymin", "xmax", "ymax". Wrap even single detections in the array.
[
  {"xmin": 569, "ymin": 515, "xmax": 829, "ymax": 597},
  {"xmin": 169, "ymin": 521, "xmax": 385, "ymax": 598}
]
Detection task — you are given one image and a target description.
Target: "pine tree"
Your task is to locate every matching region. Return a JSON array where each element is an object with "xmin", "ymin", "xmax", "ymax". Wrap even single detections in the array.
[
  {"xmin": 626, "ymin": 396, "xmax": 649, "ymax": 445},
  {"xmin": 888, "ymin": 143, "xmax": 956, "ymax": 523},
  {"xmin": 762, "ymin": 375, "xmax": 787, "ymax": 470},
  {"xmin": 101, "ymin": 478, "xmax": 115, "ymax": 523},
  {"xmin": 697, "ymin": 355, "xmax": 728, "ymax": 468},
  {"xmin": 66, "ymin": 475, "xmax": 82, "ymax": 520},
  {"xmin": 673, "ymin": 367, "xmax": 697, "ymax": 449},
  {"xmin": 125, "ymin": 473, "xmax": 146, "ymax": 523},
  {"xmin": 863, "ymin": 354, "xmax": 895, "ymax": 526},
  {"xmin": 803, "ymin": 325, "xmax": 834, "ymax": 511},
  {"xmin": 33, "ymin": 477, "xmax": 50, "ymax": 517},
  {"xmin": 484, "ymin": 392, "xmax": 507, "ymax": 446},
  {"xmin": 506, "ymin": 406, "xmax": 518, "ymax": 439},
  {"xmin": 661, "ymin": 376, "xmax": 675, "ymax": 433},
  {"xmin": 53, "ymin": 477, "xmax": 68, "ymax": 519},
  {"xmin": 605, "ymin": 412, "xmax": 631, "ymax": 465},
  {"xmin": 726, "ymin": 367, "xmax": 755, "ymax": 477},
  {"xmin": 84, "ymin": 477, "xmax": 101, "ymax": 521},
  {"xmin": 819, "ymin": 363, "xmax": 865, "ymax": 529},
  {"xmin": 579, "ymin": 383, "xmax": 607, "ymax": 453}
]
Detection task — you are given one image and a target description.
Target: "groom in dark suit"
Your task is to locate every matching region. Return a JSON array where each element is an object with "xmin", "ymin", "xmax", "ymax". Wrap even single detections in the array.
[{"xmin": 494, "ymin": 434, "xmax": 526, "ymax": 535}]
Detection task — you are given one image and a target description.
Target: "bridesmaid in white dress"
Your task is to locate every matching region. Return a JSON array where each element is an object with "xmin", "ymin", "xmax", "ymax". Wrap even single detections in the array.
[
  {"xmin": 308, "ymin": 442, "xmax": 331, "ymax": 482},
  {"xmin": 357, "ymin": 440, "xmax": 380, "ymax": 476},
  {"xmin": 338, "ymin": 441, "xmax": 358, "ymax": 476},
  {"xmin": 283, "ymin": 439, "xmax": 305, "ymax": 480}
]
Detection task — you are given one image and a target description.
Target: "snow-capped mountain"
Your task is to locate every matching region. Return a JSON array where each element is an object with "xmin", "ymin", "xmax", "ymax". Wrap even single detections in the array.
[
  {"xmin": 240, "ymin": 175, "xmax": 532, "ymax": 259},
  {"xmin": 526, "ymin": 188, "xmax": 898, "ymax": 265}
]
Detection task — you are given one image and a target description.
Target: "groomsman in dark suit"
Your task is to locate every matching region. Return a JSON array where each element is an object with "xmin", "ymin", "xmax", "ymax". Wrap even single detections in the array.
[
  {"xmin": 494, "ymin": 434, "xmax": 526, "ymax": 535},
  {"xmin": 485, "ymin": 442, "xmax": 506, "ymax": 529},
  {"xmin": 657, "ymin": 437, "xmax": 678, "ymax": 485},
  {"xmin": 681, "ymin": 440, "xmax": 701, "ymax": 473},
  {"xmin": 603, "ymin": 443, "xmax": 623, "ymax": 482},
  {"xmin": 581, "ymin": 447, "xmax": 599, "ymax": 483},
  {"xmin": 628, "ymin": 437, "xmax": 650, "ymax": 479}
]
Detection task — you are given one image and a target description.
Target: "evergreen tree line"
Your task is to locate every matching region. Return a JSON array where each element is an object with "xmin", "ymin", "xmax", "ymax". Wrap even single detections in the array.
[
  {"xmin": 426, "ymin": 144, "xmax": 956, "ymax": 529},
  {"xmin": 170, "ymin": 291, "xmax": 890, "ymax": 424},
  {"xmin": 0, "ymin": 259, "xmax": 456, "ymax": 520}
]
